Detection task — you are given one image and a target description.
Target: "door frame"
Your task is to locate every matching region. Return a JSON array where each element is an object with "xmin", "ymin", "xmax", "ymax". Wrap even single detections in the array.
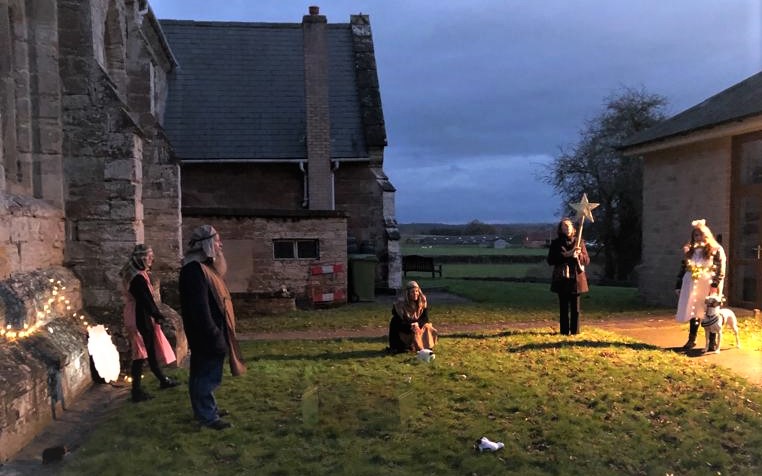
[{"xmin": 729, "ymin": 130, "xmax": 762, "ymax": 308}]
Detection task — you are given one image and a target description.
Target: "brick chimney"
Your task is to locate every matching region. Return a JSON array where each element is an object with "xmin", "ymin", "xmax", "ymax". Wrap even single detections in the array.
[{"xmin": 302, "ymin": 5, "xmax": 332, "ymax": 210}]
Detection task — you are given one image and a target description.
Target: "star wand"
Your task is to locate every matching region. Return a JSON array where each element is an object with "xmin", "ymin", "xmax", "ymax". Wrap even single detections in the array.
[{"xmin": 569, "ymin": 193, "xmax": 599, "ymax": 271}]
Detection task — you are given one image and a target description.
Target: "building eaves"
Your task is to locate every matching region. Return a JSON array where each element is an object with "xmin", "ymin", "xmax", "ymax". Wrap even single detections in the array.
[{"xmin": 620, "ymin": 70, "xmax": 762, "ymax": 151}]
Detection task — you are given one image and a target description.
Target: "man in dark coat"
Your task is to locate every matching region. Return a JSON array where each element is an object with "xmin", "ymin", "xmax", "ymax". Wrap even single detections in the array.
[{"xmin": 179, "ymin": 225, "xmax": 245, "ymax": 430}]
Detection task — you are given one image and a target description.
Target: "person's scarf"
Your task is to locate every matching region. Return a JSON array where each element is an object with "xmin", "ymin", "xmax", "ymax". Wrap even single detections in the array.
[
  {"xmin": 120, "ymin": 244, "xmax": 152, "ymax": 291},
  {"xmin": 182, "ymin": 225, "xmax": 218, "ymax": 266},
  {"xmin": 560, "ymin": 236, "xmax": 577, "ymax": 255},
  {"xmin": 393, "ymin": 281, "xmax": 427, "ymax": 321},
  {"xmin": 199, "ymin": 262, "xmax": 246, "ymax": 376}
]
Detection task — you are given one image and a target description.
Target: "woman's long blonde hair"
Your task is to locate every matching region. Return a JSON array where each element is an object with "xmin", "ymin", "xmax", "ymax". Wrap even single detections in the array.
[
  {"xmin": 393, "ymin": 281, "xmax": 427, "ymax": 320},
  {"xmin": 683, "ymin": 219, "xmax": 720, "ymax": 258}
]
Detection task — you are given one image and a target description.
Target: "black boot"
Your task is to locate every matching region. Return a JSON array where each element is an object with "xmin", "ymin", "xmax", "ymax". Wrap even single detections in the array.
[
  {"xmin": 681, "ymin": 318, "xmax": 699, "ymax": 350},
  {"xmin": 131, "ymin": 360, "xmax": 153, "ymax": 403}
]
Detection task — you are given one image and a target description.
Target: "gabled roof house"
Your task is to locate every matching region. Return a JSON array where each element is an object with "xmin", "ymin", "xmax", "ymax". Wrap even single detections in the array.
[
  {"xmin": 621, "ymin": 71, "xmax": 762, "ymax": 308},
  {"xmin": 160, "ymin": 7, "xmax": 400, "ymax": 302}
]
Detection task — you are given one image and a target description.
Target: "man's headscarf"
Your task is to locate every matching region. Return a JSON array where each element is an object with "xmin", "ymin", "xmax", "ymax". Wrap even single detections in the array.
[
  {"xmin": 120, "ymin": 244, "xmax": 152, "ymax": 289},
  {"xmin": 393, "ymin": 280, "xmax": 427, "ymax": 321},
  {"xmin": 182, "ymin": 225, "xmax": 218, "ymax": 265}
]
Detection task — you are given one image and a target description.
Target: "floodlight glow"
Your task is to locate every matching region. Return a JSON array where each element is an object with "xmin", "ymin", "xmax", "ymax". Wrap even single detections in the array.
[{"xmin": 87, "ymin": 325, "xmax": 121, "ymax": 383}]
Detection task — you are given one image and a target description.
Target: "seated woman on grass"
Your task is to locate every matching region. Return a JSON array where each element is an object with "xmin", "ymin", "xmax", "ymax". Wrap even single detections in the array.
[{"xmin": 388, "ymin": 281, "xmax": 438, "ymax": 353}]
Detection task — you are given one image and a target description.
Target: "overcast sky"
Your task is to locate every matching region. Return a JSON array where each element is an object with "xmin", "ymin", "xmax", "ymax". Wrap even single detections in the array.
[{"xmin": 150, "ymin": 0, "xmax": 761, "ymax": 224}]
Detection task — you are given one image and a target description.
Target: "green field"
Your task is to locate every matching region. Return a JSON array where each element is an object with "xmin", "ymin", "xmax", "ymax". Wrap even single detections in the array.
[
  {"xmin": 400, "ymin": 245, "xmax": 609, "ymax": 283},
  {"xmin": 403, "ymin": 263, "xmax": 549, "ymax": 279},
  {"xmin": 401, "ymin": 244, "xmax": 548, "ymax": 256}
]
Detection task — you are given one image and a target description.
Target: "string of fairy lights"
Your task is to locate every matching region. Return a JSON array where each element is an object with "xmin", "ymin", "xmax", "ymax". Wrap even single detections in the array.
[
  {"xmin": 684, "ymin": 246, "xmax": 720, "ymax": 316},
  {"xmin": 1, "ymin": 276, "xmax": 139, "ymax": 383},
  {"xmin": 0, "ymin": 277, "xmax": 94, "ymax": 342}
]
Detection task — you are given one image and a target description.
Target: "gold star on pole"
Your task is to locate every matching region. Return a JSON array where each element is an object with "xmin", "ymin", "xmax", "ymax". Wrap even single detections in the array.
[{"xmin": 570, "ymin": 193, "xmax": 599, "ymax": 223}]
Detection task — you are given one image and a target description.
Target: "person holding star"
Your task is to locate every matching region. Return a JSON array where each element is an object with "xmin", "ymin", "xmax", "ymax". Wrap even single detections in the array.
[{"xmin": 547, "ymin": 194, "xmax": 597, "ymax": 335}]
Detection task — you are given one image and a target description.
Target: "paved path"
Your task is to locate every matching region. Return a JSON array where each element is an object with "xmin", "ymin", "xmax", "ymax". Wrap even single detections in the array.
[
  {"xmin": 2, "ymin": 306, "xmax": 760, "ymax": 474},
  {"xmin": 596, "ymin": 315, "xmax": 762, "ymax": 386}
]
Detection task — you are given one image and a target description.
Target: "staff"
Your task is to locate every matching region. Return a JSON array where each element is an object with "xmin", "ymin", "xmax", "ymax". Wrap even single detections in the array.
[{"xmin": 569, "ymin": 193, "xmax": 599, "ymax": 271}]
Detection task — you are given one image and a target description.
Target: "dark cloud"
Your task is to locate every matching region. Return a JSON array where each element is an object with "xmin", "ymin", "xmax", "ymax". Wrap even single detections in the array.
[
  {"xmin": 390, "ymin": 154, "xmax": 559, "ymax": 223},
  {"xmin": 151, "ymin": 0, "xmax": 762, "ymax": 223}
]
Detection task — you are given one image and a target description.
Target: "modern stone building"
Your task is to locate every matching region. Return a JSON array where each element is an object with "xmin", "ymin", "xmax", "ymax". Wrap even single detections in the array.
[
  {"xmin": 621, "ymin": 71, "xmax": 762, "ymax": 309},
  {"xmin": 160, "ymin": 7, "xmax": 400, "ymax": 303}
]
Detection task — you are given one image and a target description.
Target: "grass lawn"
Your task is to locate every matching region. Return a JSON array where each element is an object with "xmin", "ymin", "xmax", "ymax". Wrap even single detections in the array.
[
  {"xmin": 240, "ymin": 281, "xmax": 669, "ymax": 334},
  {"xmin": 56, "ymin": 275, "xmax": 762, "ymax": 475},
  {"xmin": 61, "ymin": 327, "xmax": 762, "ymax": 475}
]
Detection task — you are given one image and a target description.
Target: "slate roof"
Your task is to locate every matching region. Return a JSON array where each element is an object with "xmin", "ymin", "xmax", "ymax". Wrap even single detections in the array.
[
  {"xmin": 621, "ymin": 70, "xmax": 762, "ymax": 149},
  {"xmin": 160, "ymin": 20, "xmax": 368, "ymax": 161}
]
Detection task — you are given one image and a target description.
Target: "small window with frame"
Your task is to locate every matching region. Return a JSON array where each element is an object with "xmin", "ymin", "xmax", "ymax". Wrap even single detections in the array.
[{"xmin": 273, "ymin": 239, "xmax": 319, "ymax": 260}]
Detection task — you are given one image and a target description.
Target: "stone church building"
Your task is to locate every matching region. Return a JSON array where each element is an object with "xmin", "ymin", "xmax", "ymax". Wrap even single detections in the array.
[
  {"xmin": 622, "ymin": 71, "xmax": 762, "ymax": 309},
  {"xmin": 0, "ymin": 0, "xmax": 396, "ymax": 461}
]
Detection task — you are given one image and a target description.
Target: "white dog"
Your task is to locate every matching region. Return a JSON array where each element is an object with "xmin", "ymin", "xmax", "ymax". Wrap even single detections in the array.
[{"xmin": 700, "ymin": 294, "xmax": 740, "ymax": 353}]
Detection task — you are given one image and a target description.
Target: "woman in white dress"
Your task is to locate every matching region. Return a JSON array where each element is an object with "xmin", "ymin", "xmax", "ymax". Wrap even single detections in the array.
[{"xmin": 674, "ymin": 219, "xmax": 726, "ymax": 350}]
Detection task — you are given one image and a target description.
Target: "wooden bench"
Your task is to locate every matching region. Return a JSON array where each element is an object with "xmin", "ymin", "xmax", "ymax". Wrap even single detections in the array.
[{"xmin": 402, "ymin": 255, "xmax": 443, "ymax": 278}]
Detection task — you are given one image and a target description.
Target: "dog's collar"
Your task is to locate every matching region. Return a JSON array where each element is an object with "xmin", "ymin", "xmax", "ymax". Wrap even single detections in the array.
[{"xmin": 701, "ymin": 315, "xmax": 720, "ymax": 327}]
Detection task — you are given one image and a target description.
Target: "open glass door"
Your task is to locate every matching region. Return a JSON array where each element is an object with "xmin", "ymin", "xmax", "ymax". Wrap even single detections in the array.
[{"xmin": 731, "ymin": 132, "xmax": 762, "ymax": 308}]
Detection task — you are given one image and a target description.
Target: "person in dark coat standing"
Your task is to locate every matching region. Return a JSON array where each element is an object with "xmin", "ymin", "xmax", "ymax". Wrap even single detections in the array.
[
  {"xmin": 179, "ymin": 225, "xmax": 246, "ymax": 430},
  {"xmin": 547, "ymin": 217, "xmax": 590, "ymax": 335}
]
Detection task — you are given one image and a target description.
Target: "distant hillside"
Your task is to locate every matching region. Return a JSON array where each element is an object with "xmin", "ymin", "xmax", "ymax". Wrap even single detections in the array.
[{"xmin": 399, "ymin": 222, "xmax": 555, "ymax": 240}]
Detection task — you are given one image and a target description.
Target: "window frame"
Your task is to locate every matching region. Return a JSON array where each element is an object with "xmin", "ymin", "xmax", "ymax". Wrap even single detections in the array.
[{"xmin": 273, "ymin": 239, "xmax": 320, "ymax": 260}]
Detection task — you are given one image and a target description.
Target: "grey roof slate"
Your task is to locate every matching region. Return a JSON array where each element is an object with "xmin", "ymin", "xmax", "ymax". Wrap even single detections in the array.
[
  {"xmin": 621, "ymin": 71, "xmax": 762, "ymax": 149},
  {"xmin": 160, "ymin": 20, "xmax": 368, "ymax": 160}
]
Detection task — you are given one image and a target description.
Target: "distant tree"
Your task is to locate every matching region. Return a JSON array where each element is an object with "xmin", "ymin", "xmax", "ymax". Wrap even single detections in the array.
[
  {"xmin": 544, "ymin": 87, "xmax": 668, "ymax": 281},
  {"xmin": 463, "ymin": 219, "xmax": 496, "ymax": 236}
]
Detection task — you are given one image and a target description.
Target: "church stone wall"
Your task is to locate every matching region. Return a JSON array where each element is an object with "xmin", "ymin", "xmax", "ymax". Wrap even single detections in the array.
[
  {"xmin": 0, "ymin": 195, "xmax": 65, "ymax": 278},
  {"xmin": 335, "ymin": 159, "xmax": 399, "ymax": 289},
  {"xmin": 0, "ymin": 0, "xmax": 184, "ymax": 462},
  {"xmin": 0, "ymin": 267, "xmax": 90, "ymax": 462}
]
